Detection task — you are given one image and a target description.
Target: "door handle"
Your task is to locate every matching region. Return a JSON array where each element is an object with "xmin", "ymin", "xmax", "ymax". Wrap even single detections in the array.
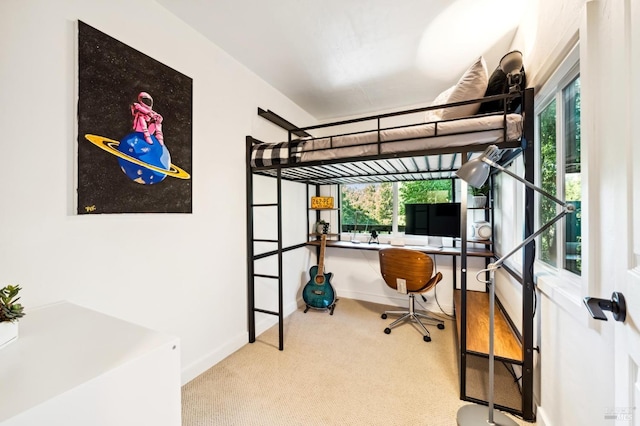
[{"xmin": 583, "ymin": 292, "xmax": 626, "ymax": 322}]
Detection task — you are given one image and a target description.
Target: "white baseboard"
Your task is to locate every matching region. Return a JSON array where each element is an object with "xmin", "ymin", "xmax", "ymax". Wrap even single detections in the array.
[
  {"xmin": 535, "ymin": 406, "xmax": 551, "ymax": 426},
  {"xmin": 180, "ymin": 332, "xmax": 247, "ymax": 385}
]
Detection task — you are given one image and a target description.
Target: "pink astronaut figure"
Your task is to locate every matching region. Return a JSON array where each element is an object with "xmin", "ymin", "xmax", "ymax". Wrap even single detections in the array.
[{"xmin": 131, "ymin": 91, "xmax": 164, "ymax": 145}]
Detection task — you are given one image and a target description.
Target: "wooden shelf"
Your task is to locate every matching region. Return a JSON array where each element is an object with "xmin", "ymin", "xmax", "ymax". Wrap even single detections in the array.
[
  {"xmin": 469, "ymin": 239, "xmax": 492, "ymax": 245},
  {"xmin": 454, "ymin": 289, "xmax": 523, "ymax": 363}
]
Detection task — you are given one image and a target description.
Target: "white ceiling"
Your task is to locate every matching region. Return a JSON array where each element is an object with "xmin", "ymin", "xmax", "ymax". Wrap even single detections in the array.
[{"xmin": 156, "ymin": 0, "xmax": 528, "ymax": 120}]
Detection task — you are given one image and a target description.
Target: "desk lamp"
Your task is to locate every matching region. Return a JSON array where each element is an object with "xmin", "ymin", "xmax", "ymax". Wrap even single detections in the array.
[
  {"xmin": 455, "ymin": 145, "xmax": 575, "ymax": 426},
  {"xmin": 499, "ymin": 50, "xmax": 524, "ymax": 94}
]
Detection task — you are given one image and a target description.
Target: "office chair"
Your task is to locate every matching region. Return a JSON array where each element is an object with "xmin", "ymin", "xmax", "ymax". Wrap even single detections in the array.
[{"xmin": 379, "ymin": 248, "xmax": 445, "ymax": 342}]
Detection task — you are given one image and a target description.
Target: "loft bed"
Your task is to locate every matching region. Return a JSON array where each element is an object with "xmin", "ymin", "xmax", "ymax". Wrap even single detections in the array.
[
  {"xmin": 245, "ymin": 80, "xmax": 536, "ymax": 422},
  {"xmin": 249, "ymin": 99, "xmax": 524, "ymax": 184}
]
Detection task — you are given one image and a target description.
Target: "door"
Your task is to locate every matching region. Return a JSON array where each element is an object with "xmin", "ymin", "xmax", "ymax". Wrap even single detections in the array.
[{"xmin": 612, "ymin": 1, "xmax": 640, "ymax": 425}]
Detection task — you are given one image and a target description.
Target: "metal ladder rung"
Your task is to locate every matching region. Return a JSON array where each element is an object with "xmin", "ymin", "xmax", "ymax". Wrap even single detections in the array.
[
  {"xmin": 252, "ymin": 203, "xmax": 278, "ymax": 207},
  {"xmin": 254, "ymin": 273, "xmax": 279, "ymax": 279},
  {"xmin": 253, "ymin": 239, "xmax": 278, "ymax": 243},
  {"xmin": 254, "ymin": 308, "xmax": 279, "ymax": 316}
]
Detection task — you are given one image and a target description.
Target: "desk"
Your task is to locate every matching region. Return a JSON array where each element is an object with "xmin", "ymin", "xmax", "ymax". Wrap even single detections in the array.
[
  {"xmin": 306, "ymin": 239, "xmax": 492, "ymax": 292},
  {"xmin": 306, "ymin": 240, "xmax": 494, "ymax": 258}
]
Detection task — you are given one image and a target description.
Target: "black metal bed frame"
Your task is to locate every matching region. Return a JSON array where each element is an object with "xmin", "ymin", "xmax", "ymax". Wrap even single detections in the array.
[{"xmin": 245, "ymin": 88, "xmax": 536, "ymax": 422}]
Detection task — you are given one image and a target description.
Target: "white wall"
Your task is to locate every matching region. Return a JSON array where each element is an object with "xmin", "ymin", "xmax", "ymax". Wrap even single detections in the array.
[
  {"xmin": 0, "ymin": 0, "xmax": 314, "ymax": 384},
  {"xmin": 515, "ymin": 0, "xmax": 586, "ymax": 89}
]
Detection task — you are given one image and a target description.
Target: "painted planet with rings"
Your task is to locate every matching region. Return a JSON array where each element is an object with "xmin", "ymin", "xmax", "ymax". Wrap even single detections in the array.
[{"xmin": 85, "ymin": 133, "xmax": 190, "ymax": 184}]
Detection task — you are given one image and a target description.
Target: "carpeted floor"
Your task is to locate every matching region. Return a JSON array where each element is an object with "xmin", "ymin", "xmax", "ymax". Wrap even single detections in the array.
[{"xmin": 182, "ymin": 298, "xmax": 535, "ymax": 425}]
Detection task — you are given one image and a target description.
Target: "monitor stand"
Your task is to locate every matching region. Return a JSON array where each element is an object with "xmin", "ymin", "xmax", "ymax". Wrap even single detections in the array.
[{"xmin": 427, "ymin": 236, "xmax": 443, "ymax": 248}]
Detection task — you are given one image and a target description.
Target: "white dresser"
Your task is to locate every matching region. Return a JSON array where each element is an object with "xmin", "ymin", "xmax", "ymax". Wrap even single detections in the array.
[{"xmin": 0, "ymin": 301, "xmax": 181, "ymax": 425}]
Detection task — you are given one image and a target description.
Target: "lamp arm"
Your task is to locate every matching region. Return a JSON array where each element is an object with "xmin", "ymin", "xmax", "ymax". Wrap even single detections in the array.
[
  {"xmin": 484, "ymin": 159, "xmax": 570, "ymax": 208},
  {"xmin": 490, "ymin": 208, "xmax": 569, "ymax": 270},
  {"xmin": 483, "ymin": 158, "xmax": 576, "ymax": 269}
]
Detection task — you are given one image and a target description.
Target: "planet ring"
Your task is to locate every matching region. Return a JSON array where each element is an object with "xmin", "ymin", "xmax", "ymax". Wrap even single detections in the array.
[{"xmin": 85, "ymin": 134, "xmax": 191, "ymax": 179}]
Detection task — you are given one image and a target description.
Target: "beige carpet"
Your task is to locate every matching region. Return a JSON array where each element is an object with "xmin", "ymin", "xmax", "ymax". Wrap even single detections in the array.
[{"xmin": 182, "ymin": 298, "xmax": 535, "ymax": 425}]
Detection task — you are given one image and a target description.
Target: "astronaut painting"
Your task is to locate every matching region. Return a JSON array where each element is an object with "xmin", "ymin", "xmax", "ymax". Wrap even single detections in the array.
[{"xmin": 77, "ymin": 21, "xmax": 192, "ymax": 214}]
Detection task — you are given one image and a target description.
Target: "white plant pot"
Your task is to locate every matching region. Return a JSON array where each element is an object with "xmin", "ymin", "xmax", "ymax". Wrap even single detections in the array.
[
  {"xmin": 0, "ymin": 321, "xmax": 19, "ymax": 348},
  {"xmin": 468, "ymin": 195, "xmax": 487, "ymax": 208},
  {"xmin": 315, "ymin": 223, "xmax": 330, "ymax": 234}
]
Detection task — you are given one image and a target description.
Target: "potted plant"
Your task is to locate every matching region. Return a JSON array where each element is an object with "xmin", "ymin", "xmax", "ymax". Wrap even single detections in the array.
[
  {"xmin": 315, "ymin": 219, "xmax": 330, "ymax": 234},
  {"xmin": 468, "ymin": 183, "xmax": 489, "ymax": 208},
  {"xmin": 0, "ymin": 285, "xmax": 25, "ymax": 348}
]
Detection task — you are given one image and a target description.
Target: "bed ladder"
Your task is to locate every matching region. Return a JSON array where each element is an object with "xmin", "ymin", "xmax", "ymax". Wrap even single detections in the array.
[{"xmin": 246, "ymin": 138, "xmax": 285, "ymax": 350}]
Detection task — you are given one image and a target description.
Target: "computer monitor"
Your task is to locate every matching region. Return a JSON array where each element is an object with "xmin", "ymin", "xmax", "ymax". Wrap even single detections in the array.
[
  {"xmin": 404, "ymin": 202, "xmax": 461, "ymax": 238},
  {"xmin": 428, "ymin": 202, "xmax": 461, "ymax": 238},
  {"xmin": 404, "ymin": 204, "xmax": 429, "ymax": 235}
]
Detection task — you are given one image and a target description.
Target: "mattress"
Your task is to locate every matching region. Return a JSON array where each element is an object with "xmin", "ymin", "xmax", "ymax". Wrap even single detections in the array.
[{"xmin": 251, "ymin": 113, "xmax": 522, "ymax": 167}]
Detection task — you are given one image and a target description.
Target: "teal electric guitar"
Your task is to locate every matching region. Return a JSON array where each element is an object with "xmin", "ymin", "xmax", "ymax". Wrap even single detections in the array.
[{"xmin": 303, "ymin": 234, "xmax": 336, "ymax": 313}]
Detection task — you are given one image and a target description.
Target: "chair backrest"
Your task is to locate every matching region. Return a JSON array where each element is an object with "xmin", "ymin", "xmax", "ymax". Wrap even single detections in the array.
[{"xmin": 379, "ymin": 248, "xmax": 441, "ymax": 293}]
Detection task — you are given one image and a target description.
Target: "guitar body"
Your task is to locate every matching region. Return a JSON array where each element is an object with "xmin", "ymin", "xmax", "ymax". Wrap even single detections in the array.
[
  {"xmin": 303, "ymin": 234, "xmax": 337, "ymax": 312},
  {"xmin": 303, "ymin": 266, "xmax": 336, "ymax": 309}
]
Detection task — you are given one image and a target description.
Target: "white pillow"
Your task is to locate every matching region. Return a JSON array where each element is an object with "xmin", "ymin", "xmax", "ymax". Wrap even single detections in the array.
[
  {"xmin": 424, "ymin": 85, "xmax": 454, "ymax": 122},
  {"xmin": 425, "ymin": 57, "xmax": 488, "ymax": 122},
  {"xmin": 441, "ymin": 57, "xmax": 488, "ymax": 119}
]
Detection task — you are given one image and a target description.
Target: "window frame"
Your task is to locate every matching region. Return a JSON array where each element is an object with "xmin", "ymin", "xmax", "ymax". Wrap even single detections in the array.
[
  {"xmin": 533, "ymin": 43, "xmax": 582, "ymax": 287},
  {"xmin": 338, "ymin": 179, "xmax": 460, "ymax": 239}
]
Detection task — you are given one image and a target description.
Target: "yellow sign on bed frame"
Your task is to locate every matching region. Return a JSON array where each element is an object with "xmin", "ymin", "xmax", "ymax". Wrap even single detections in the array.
[{"xmin": 311, "ymin": 196, "xmax": 334, "ymax": 209}]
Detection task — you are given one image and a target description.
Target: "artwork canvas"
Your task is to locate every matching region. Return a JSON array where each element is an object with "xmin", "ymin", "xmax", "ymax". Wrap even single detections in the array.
[{"xmin": 77, "ymin": 21, "xmax": 193, "ymax": 214}]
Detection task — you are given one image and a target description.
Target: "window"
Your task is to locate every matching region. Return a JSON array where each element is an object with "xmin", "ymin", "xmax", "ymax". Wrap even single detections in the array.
[
  {"xmin": 340, "ymin": 182, "xmax": 394, "ymax": 234},
  {"xmin": 536, "ymin": 49, "xmax": 581, "ymax": 275},
  {"xmin": 340, "ymin": 180, "xmax": 455, "ymax": 234}
]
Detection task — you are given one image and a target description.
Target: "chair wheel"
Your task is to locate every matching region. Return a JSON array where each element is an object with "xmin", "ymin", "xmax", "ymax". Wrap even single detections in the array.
[
  {"xmin": 423, "ymin": 335, "xmax": 431, "ymax": 342},
  {"xmin": 437, "ymin": 323, "xmax": 445, "ymax": 330},
  {"xmin": 381, "ymin": 313, "xmax": 387, "ymax": 319},
  {"xmin": 384, "ymin": 328, "xmax": 391, "ymax": 334}
]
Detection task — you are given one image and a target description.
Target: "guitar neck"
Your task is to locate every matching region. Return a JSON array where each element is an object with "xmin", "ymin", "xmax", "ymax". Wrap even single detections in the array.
[{"xmin": 317, "ymin": 235, "xmax": 327, "ymax": 275}]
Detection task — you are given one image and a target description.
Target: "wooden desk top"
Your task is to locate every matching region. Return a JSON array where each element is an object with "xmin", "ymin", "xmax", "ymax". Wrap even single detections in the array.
[{"xmin": 306, "ymin": 240, "xmax": 493, "ymax": 258}]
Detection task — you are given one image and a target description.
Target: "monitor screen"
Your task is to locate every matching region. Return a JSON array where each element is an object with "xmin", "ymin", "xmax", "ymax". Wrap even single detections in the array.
[
  {"xmin": 404, "ymin": 203, "xmax": 461, "ymax": 238},
  {"xmin": 428, "ymin": 203, "xmax": 461, "ymax": 238},
  {"xmin": 404, "ymin": 204, "xmax": 429, "ymax": 235}
]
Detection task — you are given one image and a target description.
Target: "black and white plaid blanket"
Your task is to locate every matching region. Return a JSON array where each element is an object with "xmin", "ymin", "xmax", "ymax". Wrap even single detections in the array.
[{"xmin": 251, "ymin": 140, "xmax": 305, "ymax": 167}]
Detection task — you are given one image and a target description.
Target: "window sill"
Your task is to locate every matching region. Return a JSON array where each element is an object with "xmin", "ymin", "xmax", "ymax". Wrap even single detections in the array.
[{"xmin": 535, "ymin": 269, "xmax": 587, "ymax": 324}]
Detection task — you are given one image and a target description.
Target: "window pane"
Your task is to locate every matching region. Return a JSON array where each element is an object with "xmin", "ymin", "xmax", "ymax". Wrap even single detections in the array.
[
  {"xmin": 539, "ymin": 100, "xmax": 557, "ymax": 267},
  {"xmin": 563, "ymin": 77, "xmax": 581, "ymax": 274},
  {"xmin": 340, "ymin": 183, "xmax": 393, "ymax": 234}
]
